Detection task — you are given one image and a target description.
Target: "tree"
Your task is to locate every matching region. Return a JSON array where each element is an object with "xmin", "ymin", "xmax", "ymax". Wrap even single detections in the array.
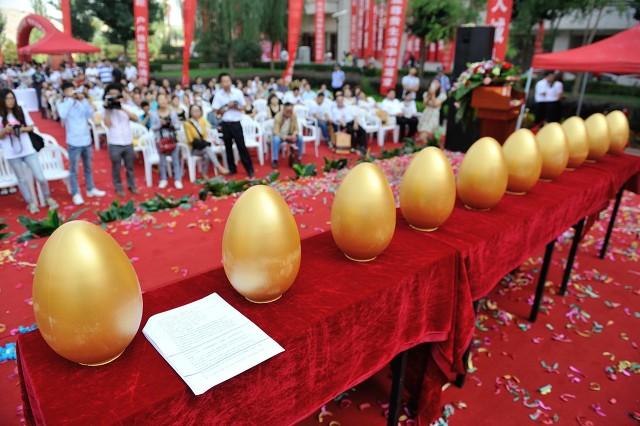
[
  {"xmin": 406, "ymin": 0, "xmax": 465, "ymax": 76},
  {"xmin": 70, "ymin": 0, "xmax": 97, "ymax": 42},
  {"xmin": 260, "ymin": 0, "xmax": 287, "ymax": 70},
  {"xmin": 0, "ymin": 12, "xmax": 6, "ymax": 64},
  {"xmin": 32, "ymin": 0, "xmax": 47, "ymax": 16}
]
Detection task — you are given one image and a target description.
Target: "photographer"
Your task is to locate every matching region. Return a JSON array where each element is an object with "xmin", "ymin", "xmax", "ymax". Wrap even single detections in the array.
[
  {"xmin": 58, "ymin": 82, "xmax": 106, "ymax": 205},
  {"xmin": 150, "ymin": 93, "xmax": 183, "ymax": 189},
  {"xmin": 103, "ymin": 83, "xmax": 139, "ymax": 196}
]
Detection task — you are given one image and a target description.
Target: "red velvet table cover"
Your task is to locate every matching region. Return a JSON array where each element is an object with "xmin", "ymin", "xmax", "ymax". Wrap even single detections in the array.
[{"xmin": 18, "ymin": 220, "xmax": 472, "ymax": 426}]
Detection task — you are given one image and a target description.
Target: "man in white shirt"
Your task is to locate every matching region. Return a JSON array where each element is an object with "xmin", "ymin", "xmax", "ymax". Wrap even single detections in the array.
[
  {"xmin": 85, "ymin": 62, "xmax": 99, "ymax": 83},
  {"xmin": 61, "ymin": 64, "xmax": 74, "ymax": 81},
  {"xmin": 103, "ymin": 83, "xmax": 139, "ymax": 196},
  {"xmin": 212, "ymin": 73, "xmax": 254, "ymax": 177},
  {"xmin": 331, "ymin": 92, "xmax": 366, "ymax": 153},
  {"xmin": 309, "ymin": 92, "xmax": 331, "ymax": 142},
  {"xmin": 397, "ymin": 93, "xmax": 418, "ymax": 139},
  {"xmin": 331, "ymin": 64, "xmax": 346, "ymax": 95},
  {"xmin": 48, "ymin": 69, "xmax": 62, "ymax": 89},
  {"xmin": 124, "ymin": 62, "xmax": 138, "ymax": 82},
  {"xmin": 534, "ymin": 72, "xmax": 555, "ymax": 124},
  {"xmin": 401, "ymin": 67, "xmax": 420, "ymax": 100},
  {"xmin": 379, "ymin": 89, "xmax": 403, "ymax": 117},
  {"xmin": 283, "ymin": 87, "xmax": 303, "ymax": 105}
]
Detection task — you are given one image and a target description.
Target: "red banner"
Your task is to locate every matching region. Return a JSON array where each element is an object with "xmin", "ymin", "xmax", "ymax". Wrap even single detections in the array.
[
  {"xmin": 380, "ymin": 0, "xmax": 408, "ymax": 95},
  {"xmin": 134, "ymin": 0, "xmax": 149, "ymax": 85},
  {"xmin": 314, "ymin": 0, "xmax": 325, "ymax": 64},
  {"xmin": 375, "ymin": 2, "xmax": 385, "ymax": 61},
  {"xmin": 356, "ymin": 0, "xmax": 366, "ymax": 57},
  {"xmin": 182, "ymin": 0, "xmax": 196, "ymax": 86},
  {"xmin": 534, "ymin": 20, "xmax": 545, "ymax": 54},
  {"xmin": 61, "ymin": 0, "xmax": 72, "ymax": 35},
  {"xmin": 350, "ymin": 1, "xmax": 358, "ymax": 54},
  {"xmin": 283, "ymin": 0, "xmax": 303, "ymax": 83},
  {"xmin": 364, "ymin": 0, "xmax": 375, "ymax": 60},
  {"xmin": 485, "ymin": 0, "xmax": 513, "ymax": 61}
]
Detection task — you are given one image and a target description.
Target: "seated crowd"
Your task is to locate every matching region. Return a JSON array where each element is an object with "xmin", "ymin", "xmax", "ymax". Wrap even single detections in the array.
[{"xmin": 0, "ymin": 61, "xmax": 448, "ymax": 213}]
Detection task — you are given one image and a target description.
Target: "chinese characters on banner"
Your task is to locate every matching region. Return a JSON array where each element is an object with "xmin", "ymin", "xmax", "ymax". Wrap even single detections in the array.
[
  {"xmin": 364, "ymin": 0, "xmax": 375, "ymax": 60},
  {"xmin": 182, "ymin": 0, "xmax": 196, "ymax": 86},
  {"xmin": 350, "ymin": 1, "xmax": 358, "ymax": 54},
  {"xmin": 380, "ymin": 0, "xmax": 408, "ymax": 95},
  {"xmin": 375, "ymin": 2, "xmax": 386, "ymax": 61},
  {"xmin": 485, "ymin": 0, "xmax": 513, "ymax": 60},
  {"xmin": 356, "ymin": 0, "xmax": 366, "ymax": 57},
  {"xmin": 133, "ymin": 0, "xmax": 149, "ymax": 85},
  {"xmin": 282, "ymin": 0, "xmax": 304, "ymax": 83},
  {"xmin": 314, "ymin": 0, "xmax": 325, "ymax": 63}
]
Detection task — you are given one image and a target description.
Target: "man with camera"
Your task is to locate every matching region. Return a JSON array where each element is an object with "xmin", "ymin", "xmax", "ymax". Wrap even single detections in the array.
[
  {"xmin": 103, "ymin": 83, "xmax": 139, "ymax": 196},
  {"xmin": 211, "ymin": 73, "xmax": 254, "ymax": 178},
  {"xmin": 58, "ymin": 82, "xmax": 106, "ymax": 205}
]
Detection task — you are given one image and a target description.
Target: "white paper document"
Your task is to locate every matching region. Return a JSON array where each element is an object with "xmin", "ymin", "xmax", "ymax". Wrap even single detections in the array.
[{"xmin": 142, "ymin": 293, "xmax": 284, "ymax": 395}]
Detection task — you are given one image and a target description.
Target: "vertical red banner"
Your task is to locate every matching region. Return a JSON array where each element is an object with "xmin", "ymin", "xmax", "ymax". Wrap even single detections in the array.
[
  {"xmin": 375, "ymin": 2, "xmax": 386, "ymax": 61},
  {"xmin": 350, "ymin": 1, "xmax": 358, "ymax": 54},
  {"xmin": 356, "ymin": 0, "xmax": 366, "ymax": 57},
  {"xmin": 485, "ymin": 0, "xmax": 513, "ymax": 61},
  {"xmin": 534, "ymin": 21, "xmax": 545, "ymax": 54},
  {"xmin": 314, "ymin": 0, "xmax": 325, "ymax": 64},
  {"xmin": 134, "ymin": 0, "xmax": 149, "ymax": 85},
  {"xmin": 364, "ymin": 0, "xmax": 375, "ymax": 60},
  {"xmin": 380, "ymin": 0, "xmax": 408, "ymax": 95},
  {"xmin": 61, "ymin": 0, "xmax": 72, "ymax": 35},
  {"xmin": 182, "ymin": 0, "xmax": 196, "ymax": 86},
  {"xmin": 283, "ymin": 0, "xmax": 303, "ymax": 83}
]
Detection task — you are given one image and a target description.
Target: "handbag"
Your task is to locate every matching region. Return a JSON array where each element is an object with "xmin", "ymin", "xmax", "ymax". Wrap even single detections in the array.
[
  {"xmin": 29, "ymin": 131, "xmax": 45, "ymax": 152},
  {"xmin": 335, "ymin": 131, "xmax": 351, "ymax": 154},
  {"xmin": 158, "ymin": 124, "xmax": 177, "ymax": 154},
  {"xmin": 187, "ymin": 120, "xmax": 210, "ymax": 151}
]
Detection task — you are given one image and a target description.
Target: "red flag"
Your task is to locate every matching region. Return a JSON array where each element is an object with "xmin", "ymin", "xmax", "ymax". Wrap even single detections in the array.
[
  {"xmin": 364, "ymin": 0, "xmax": 375, "ymax": 60},
  {"xmin": 350, "ymin": 0, "xmax": 358, "ymax": 54},
  {"xmin": 60, "ymin": 0, "xmax": 72, "ymax": 35},
  {"xmin": 182, "ymin": 0, "xmax": 196, "ymax": 86},
  {"xmin": 314, "ymin": 0, "xmax": 326, "ymax": 64},
  {"xmin": 375, "ymin": 2, "xmax": 386, "ymax": 61},
  {"xmin": 283, "ymin": 0, "xmax": 304, "ymax": 83},
  {"xmin": 380, "ymin": 0, "xmax": 408, "ymax": 95},
  {"xmin": 356, "ymin": 0, "xmax": 366, "ymax": 57},
  {"xmin": 134, "ymin": 0, "xmax": 149, "ymax": 85},
  {"xmin": 485, "ymin": 0, "xmax": 513, "ymax": 60},
  {"xmin": 534, "ymin": 21, "xmax": 545, "ymax": 54}
]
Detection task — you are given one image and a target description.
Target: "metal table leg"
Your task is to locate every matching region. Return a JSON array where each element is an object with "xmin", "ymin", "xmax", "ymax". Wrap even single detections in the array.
[
  {"xmin": 559, "ymin": 218, "xmax": 585, "ymax": 296},
  {"xmin": 387, "ymin": 350, "xmax": 408, "ymax": 426},
  {"xmin": 529, "ymin": 240, "xmax": 555, "ymax": 322},
  {"xmin": 599, "ymin": 188, "xmax": 623, "ymax": 259}
]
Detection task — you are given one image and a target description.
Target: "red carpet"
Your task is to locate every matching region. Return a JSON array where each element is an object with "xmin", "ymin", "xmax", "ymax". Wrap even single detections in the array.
[{"xmin": 1, "ymin": 114, "xmax": 638, "ymax": 425}]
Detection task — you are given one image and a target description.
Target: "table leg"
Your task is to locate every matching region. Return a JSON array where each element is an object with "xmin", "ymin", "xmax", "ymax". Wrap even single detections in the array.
[
  {"xmin": 454, "ymin": 300, "xmax": 480, "ymax": 388},
  {"xmin": 529, "ymin": 241, "xmax": 555, "ymax": 322},
  {"xmin": 599, "ymin": 188, "xmax": 623, "ymax": 259},
  {"xmin": 387, "ymin": 350, "xmax": 408, "ymax": 426},
  {"xmin": 559, "ymin": 218, "xmax": 585, "ymax": 296}
]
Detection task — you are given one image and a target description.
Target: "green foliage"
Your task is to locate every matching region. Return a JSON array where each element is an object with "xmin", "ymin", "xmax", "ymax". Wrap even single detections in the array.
[
  {"xmin": 292, "ymin": 163, "xmax": 318, "ymax": 179},
  {"xmin": 378, "ymin": 139, "xmax": 424, "ymax": 160},
  {"xmin": 426, "ymin": 128, "xmax": 443, "ymax": 147},
  {"xmin": 323, "ymin": 157, "xmax": 348, "ymax": 173},
  {"xmin": 70, "ymin": 0, "xmax": 97, "ymax": 42},
  {"xmin": 140, "ymin": 194, "xmax": 191, "ymax": 213},
  {"xmin": 0, "ymin": 221, "xmax": 12, "ymax": 240},
  {"xmin": 17, "ymin": 209, "xmax": 86, "ymax": 243},
  {"xmin": 198, "ymin": 171, "xmax": 280, "ymax": 201},
  {"xmin": 97, "ymin": 200, "xmax": 136, "ymax": 223},
  {"xmin": 407, "ymin": 0, "xmax": 464, "ymax": 43}
]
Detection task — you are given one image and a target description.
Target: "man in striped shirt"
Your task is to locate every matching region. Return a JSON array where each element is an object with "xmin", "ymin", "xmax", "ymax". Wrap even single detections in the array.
[{"xmin": 97, "ymin": 60, "xmax": 114, "ymax": 84}]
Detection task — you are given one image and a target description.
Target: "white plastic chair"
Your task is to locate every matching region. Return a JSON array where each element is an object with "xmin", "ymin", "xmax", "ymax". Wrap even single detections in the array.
[
  {"xmin": 130, "ymin": 122, "xmax": 150, "ymax": 152},
  {"xmin": 377, "ymin": 114, "xmax": 399, "ymax": 147},
  {"xmin": 37, "ymin": 140, "xmax": 70, "ymax": 206},
  {"xmin": 241, "ymin": 118, "xmax": 265, "ymax": 166},
  {"xmin": 89, "ymin": 113, "xmax": 107, "ymax": 150},
  {"xmin": 298, "ymin": 115, "xmax": 320, "ymax": 157},
  {"xmin": 141, "ymin": 133, "xmax": 160, "ymax": 187},
  {"xmin": 356, "ymin": 109, "xmax": 382, "ymax": 146},
  {"xmin": 253, "ymin": 98, "xmax": 267, "ymax": 115},
  {"xmin": 293, "ymin": 105, "xmax": 309, "ymax": 121}
]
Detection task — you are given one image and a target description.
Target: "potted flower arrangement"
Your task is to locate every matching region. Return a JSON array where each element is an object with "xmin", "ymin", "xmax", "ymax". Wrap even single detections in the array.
[{"xmin": 451, "ymin": 59, "xmax": 521, "ymax": 127}]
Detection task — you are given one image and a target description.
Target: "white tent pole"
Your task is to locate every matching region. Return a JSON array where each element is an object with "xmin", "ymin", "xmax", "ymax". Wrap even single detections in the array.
[
  {"xmin": 516, "ymin": 67, "xmax": 533, "ymax": 129},
  {"xmin": 576, "ymin": 72, "xmax": 590, "ymax": 116}
]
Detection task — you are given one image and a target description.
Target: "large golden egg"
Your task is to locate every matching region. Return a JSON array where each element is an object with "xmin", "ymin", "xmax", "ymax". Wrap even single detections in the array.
[
  {"xmin": 536, "ymin": 122, "xmax": 569, "ymax": 180},
  {"xmin": 457, "ymin": 137, "xmax": 508, "ymax": 210},
  {"xmin": 399, "ymin": 147, "xmax": 455, "ymax": 231},
  {"xmin": 606, "ymin": 110, "xmax": 629, "ymax": 154},
  {"xmin": 585, "ymin": 113, "xmax": 610, "ymax": 160},
  {"xmin": 502, "ymin": 129, "xmax": 542, "ymax": 194},
  {"xmin": 561, "ymin": 116, "xmax": 589, "ymax": 168},
  {"xmin": 222, "ymin": 185, "xmax": 301, "ymax": 303},
  {"xmin": 331, "ymin": 162, "xmax": 396, "ymax": 261},
  {"xmin": 33, "ymin": 221, "xmax": 142, "ymax": 366}
]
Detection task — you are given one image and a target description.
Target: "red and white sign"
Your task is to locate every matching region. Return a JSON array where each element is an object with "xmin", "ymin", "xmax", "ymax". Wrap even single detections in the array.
[
  {"xmin": 375, "ymin": 2, "xmax": 386, "ymax": 61},
  {"xmin": 282, "ymin": 0, "xmax": 303, "ymax": 83},
  {"xmin": 356, "ymin": 0, "xmax": 366, "ymax": 57},
  {"xmin": 133, "ymin": 0, "xmax": 150, "ymax": 85},
  {"xmin": 364, "ymin": 0, "xmax": 375, "ymax": 60},
  {"xmin": 485, "ymin": 0, "xmax": 513, "ymax": 61},
  {"xmin": 350, "ymin": 1, "xmax": 358, "ymax": 54},
  {"xmin": 314, "ymin": 0, "xmax": 325, "ymax": 63},
  {"xmin": 380, "ymin": 0, "xmax": 408, "ymax": 95}
]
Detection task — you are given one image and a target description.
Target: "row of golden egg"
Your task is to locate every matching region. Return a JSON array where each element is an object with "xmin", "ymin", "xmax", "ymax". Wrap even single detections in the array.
[{"xmin": 30, "ymin": 111, "xmax": 629, "ymax": 366}]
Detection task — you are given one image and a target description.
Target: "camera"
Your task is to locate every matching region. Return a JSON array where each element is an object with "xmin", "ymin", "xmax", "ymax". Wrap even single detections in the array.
[{"xmin": 104, "ymin": 95, "xmax": 123, "ymax": 110}]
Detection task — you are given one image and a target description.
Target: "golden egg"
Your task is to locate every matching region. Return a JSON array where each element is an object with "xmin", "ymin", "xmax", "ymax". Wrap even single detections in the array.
[
  {"xmin": 585, "ymin": 113, "xmax": 610, "ymax": 160},
  {"xmin": 536, "ymin": 122, "xmax": 569, "ymax": 180},
  {"xmin": 33, "ymin": 221, "xmax": 143, "ymax": 366},
  {"xmin": 502, "ymin": 129, "xmax": 542, "ymax": 194},
  {"xmin": 222, "ymin": 185, "xmax": 301, "ymax": 303},
  {"xmin": 606, "ymin": 110, "xmax": 629, "ymax": 154},
  {"xmin": 457, "ymin": 137, "xmax": 508, "ymax": 210},
  {"xmin": 331, "ymin": 162, "xmax": 396, "ymax": 261},
  {"xmin": 561, "ymin": 116, "xmax": 589, "ymax": 169},
  {"xmin": 399, "ymin": 147, "xmax": 455, "ymax": 231}
]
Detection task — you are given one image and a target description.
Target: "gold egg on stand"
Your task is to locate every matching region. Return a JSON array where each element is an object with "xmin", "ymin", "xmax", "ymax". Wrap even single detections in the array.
[
  {"xmin": 585, "ymin": 113, "xmax": 610, "ymax": 161},
  {"xmin": 331, "ymin": 162, "xmax": 396, "ymax": 262},
  {"xmin": 457, "ymin": 137, "xmax": 509, "ymax": 210},
  {"xmin": 222, "ymin": 185, "xmax": 301, "ymax": 303},
  {"xmin": 399, "ymin": 147, "xmax": 456, "ymax": 231},
  {"xmin": 536, "ymin": 122, "xmax": 569, "ymax": 180},
  {"xmin": 561, "ymin": 116, "xmax": 589, "ymax": 169},
  {"xmin": 606, "ymin": 110, "xmax": 629, "ymax": 154},
  {"xmin": 502, "ymin": 129, "xmax": 542, "ymax": 195},
  {"xmin": 33, "ymin": 221, "xmax": 143, "ymax": 366}
]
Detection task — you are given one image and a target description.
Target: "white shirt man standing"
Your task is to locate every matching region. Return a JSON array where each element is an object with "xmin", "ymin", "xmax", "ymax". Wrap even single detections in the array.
[
  {"xmin": 124, "ymin": 62, "xmax": 138, "ymax": 82},
  {"xmin": 534, "ymin": 72, "xmax": 555, "ymax": 124},
  {"xmin": 401, "ymin": 67, "xmax": 420, "ymax": 100}
]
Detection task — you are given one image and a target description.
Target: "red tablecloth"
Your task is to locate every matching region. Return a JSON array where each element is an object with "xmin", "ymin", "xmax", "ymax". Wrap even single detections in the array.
[
  {"xmin": 18, "ymin": 219, "xmax": 473, "ymax": 426},
  {"xmin": 17, "ymin": 153, "xmax": 640, "ymax": 426}
]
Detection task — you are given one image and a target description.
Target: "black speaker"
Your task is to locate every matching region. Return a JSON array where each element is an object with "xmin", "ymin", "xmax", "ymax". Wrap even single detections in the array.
[{"xmin": 445, "ymin": 26, "xmax": 495, "ymax": 152}]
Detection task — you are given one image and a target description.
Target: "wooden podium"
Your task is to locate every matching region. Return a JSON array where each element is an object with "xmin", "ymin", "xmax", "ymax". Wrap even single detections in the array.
[{"xmin": 471, "ymin": 86, "xmax": 524, "ymax": 144}]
